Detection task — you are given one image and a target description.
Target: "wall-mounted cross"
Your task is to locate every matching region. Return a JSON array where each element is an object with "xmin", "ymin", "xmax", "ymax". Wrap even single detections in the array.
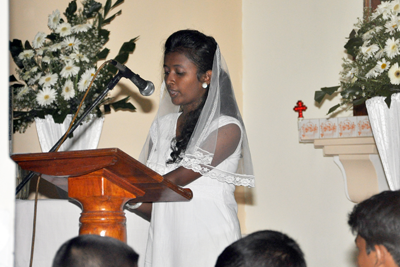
[{"xmin": 294, "ymin": 100, "xmax": 307, "ymax": 118}]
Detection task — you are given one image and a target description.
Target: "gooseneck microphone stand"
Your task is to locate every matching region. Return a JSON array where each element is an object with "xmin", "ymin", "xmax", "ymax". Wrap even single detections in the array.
[{"xmin": 15, "ymin": 72, "xmax": 123, "ymax": 195}]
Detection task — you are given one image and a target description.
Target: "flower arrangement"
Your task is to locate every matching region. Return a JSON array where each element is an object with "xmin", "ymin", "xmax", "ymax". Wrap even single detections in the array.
[
  {"xmin": 10, "ymin": 0, "xmax": 137, "ymax": 133},
  {"xmin": 315, "ymin": 0, "xmax": 400, "ymax": 114}
]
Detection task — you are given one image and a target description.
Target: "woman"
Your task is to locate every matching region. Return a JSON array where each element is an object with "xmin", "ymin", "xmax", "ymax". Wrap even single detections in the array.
[{"xmin": 127, "ymin": 29, "xmax": 255, "ymax": 267}]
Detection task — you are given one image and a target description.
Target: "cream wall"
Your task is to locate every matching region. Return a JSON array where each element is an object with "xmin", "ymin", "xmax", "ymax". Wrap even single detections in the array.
[{"xmin": 243, "ymin": 1, "xmax": 361, "ymax": 266}]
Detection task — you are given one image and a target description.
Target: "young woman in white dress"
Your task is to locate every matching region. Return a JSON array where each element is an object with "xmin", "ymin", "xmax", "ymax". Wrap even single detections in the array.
[{"xmin": 127, "ymin": 29, "xmax": 255, "ymax": 267}]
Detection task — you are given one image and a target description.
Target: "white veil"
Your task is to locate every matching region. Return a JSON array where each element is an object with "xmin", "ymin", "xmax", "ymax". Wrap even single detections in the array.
[{"xmin": 139, "ymin": 46, "xmax": 254, "ymax": 187}]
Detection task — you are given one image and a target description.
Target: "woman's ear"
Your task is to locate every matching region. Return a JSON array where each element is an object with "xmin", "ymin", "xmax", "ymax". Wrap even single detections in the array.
[{"xmin": 202, "ymin": 70, "xmax": 212, "ymax": 85}]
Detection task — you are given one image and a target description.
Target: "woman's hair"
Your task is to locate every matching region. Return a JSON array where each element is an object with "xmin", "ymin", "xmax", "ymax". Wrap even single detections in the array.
[{"xmin": 165, "ymin": 29, "xmax": 217, "ymax": 164}]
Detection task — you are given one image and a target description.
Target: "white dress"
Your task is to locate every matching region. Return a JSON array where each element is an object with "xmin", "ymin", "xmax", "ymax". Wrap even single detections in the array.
[{"xmin": 144, "ymin": 113, "xmax": 242, "ymax": 267}]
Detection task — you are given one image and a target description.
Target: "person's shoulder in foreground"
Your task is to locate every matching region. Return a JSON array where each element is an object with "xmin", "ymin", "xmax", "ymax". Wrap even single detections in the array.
[{"xmin": 348, "ymin": 190, "xmax": 400, "ymax": 267}]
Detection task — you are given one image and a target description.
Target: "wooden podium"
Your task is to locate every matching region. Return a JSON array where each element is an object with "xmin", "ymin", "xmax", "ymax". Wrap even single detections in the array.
[{"xmin": 11, "ymin": 148, "xmax": 193, "ymax": 242}]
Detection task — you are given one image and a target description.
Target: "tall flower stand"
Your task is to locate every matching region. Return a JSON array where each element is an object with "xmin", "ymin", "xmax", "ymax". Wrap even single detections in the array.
[{"xmin": 366, "ymin": 93, "xmax": 400, "ymax": 191}]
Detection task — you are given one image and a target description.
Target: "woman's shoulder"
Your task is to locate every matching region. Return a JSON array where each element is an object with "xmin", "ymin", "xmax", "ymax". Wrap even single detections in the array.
[{"xmin": 211, "ymin": 115, "xmax": 243, "ymax": 132}]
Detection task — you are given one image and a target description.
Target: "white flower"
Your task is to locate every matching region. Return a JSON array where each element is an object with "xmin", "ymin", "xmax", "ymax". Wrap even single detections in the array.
[
  {"xmin": 361, "ymin": 43, "xmax": 379, "ymax": 58},
  {"xmin": 48, "ymin": 9, "xmax": 61, "ymax": 30},
  {"xmin": 61, "ymin": 79, "xmax": 75, "ymax": 100},
  {"xmin": 70, "ymin": 51, "xmax": 89, "ymax": 62},
  {"xmin": 28, "ymin": 72, "xmax": 42, "ymax": 85},
  {"xmin": 32, "ymin": 32, "xmax": 47, "ymax": 49},
  {"xmin": 72, "ymin": 23, "xmax": 92, "ymax": 33},
  {"xmin": 385, "ymin": 16, "xmax": 399, "ymax": 34},
  {"xmin": 63, "ymin": 36, "xmax": 81, "ymax": 51},
  {"xmin": 60, "ymin": 61, "xmax": 80, "ymax": 78},
  {"xmin": 78, "ymin": 68, "xmax": 96, "ymax": 92},
  {"xmin": 50, "ymin": 42, "xmax": 63, "ymax": 51},
  {"xmin": 18, "ymin": 50, "xmax": 34, "ymax": 60},
  {"xmin": 366, "ymin": 68, "xmax": 378, "ymax": 78},
  {"xmin": 36, "ymin": 47, "xmax": 45, "ymax": 56},
  {"xmin": 388, "ymin": 63, "xmax": 400, "ymax": 84},
  {"xmin": 42, "ymin": 56, "xmax": 51, "ymax": 64},
  {"xmin": 362, "ymin": 29, "xmax": 375, "ymax": 41},
  {"xmin": 55, "ymin": 23, "xmax": 72, "ymax": 37},
  {"xmin": 376, "ymin": 1, "xmax": 394, "ymax": 19},
  {"xmin": 36, "ymin": 87, "xmax": 56, "ymax": 106},
  {"xmin": 391, "ymin": 0, "xmax": 400, "ymax": 14},
  {"xmin": 385, "ymin": 37, "xmax": 400, "ymax": 58},
  {"xmin": 16, "ymin": 86, "xmax": 31, "ymax": 100},
  {"xmin": 39, "ymin": 73, "xmax": 58, "ymax": 87},
  {"xmin": 375, "ymin": 58, "xmax": 390, "ymax": 73},
  {"xmin": 61, "ymin": 55, "xmax": 73, "ymax": 62},
  {"xmin": 375, "ymin": 48, "xmax": 385, "ymax": 59}
]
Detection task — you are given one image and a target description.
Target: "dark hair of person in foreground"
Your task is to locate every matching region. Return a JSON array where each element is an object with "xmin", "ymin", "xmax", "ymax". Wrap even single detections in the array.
[
  {"xmin": 215, "ymin": 230, "xmax": 306, "ymax": 267},
  {"xmin": 52, "ymin": 234, "xmax": 139, "ymax": 267},
  {"xmin": 348, "ymin": 190, "xmax": 400, "ymax": 266}
]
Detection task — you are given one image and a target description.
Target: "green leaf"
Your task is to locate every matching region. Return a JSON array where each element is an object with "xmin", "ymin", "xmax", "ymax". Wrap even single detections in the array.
[
  {"xmin": 65, "ymin": 0, "xmax": 77, "ymax": 16},
  {"xmin": 114, "ymin": 53, "xmax": 129, "ymax": 65},
  {"xmin": 103, "ymin": 104, "xmax": 111, "ymax": 113},
  {"xmin": 24, "ymin": 41, "xmax": 33, "ymax": 50},
  {"xmin": 327, "ymin": 104, "xmax": 341, "ymax": 114},
  {"xmin": 47, "ymin": 33, "xmax": 57, "ymax": 41},
  {"xmin": 102, "ymin": 10, "xmax": 121, "ymax": 25},
  {"xmin": 104, "ymin": 0, "xmax": 112, "ymax": 17},
  {"xmin": 52, "ymin": 111, "xmax": 69, "ymax": 124},
  {"xmin": 110, "ymin": 97, "xmax": 136, "ymax": 111},
  {"xmin": 9, "ymin": 39, "xmax": 24, "ymax": 69},
  {"xmin": 314, "ymin": 91, "xmax": 326, "ymax": 103},
  {"xmin": 344, "ymin": 36, "xmax": 363, "ymax": 59},
  {"xmin": 9, "ymin": 75, "xmax": 18, "ymax": 82},
  {"xmin": 118, "ymin": 39, "xmax": 137, "ymax": 54},
  {"xmin": 96, "ymin": 48, "xmax": 110, "ymax": 60},
  {"xmin": 321, "ymin": 85, "xmax": 340, "ymax": 95},
  {"xmin": 99, "ymin": 29, "xmax": 110, "ymax": 42},
  {"xmin": 112, "ymin": 0, "xmax": 124, "ymax": 8},
  {"xmin": 352, "ymin": 97, "xmax": 366, "ymax": 106},
  {"xmin": 83, "ymin": 1, "xmax": 102, "ymax": 18},
  {"xmin": 385, "ymin": 95, "xmax": 392, "ymax": 108}
]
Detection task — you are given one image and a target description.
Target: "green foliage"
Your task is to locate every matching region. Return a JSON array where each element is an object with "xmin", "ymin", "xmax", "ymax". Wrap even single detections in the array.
[
  {"xmin": 315, "ymin": 2, "xmax": 400, "ymax": 114},
  {"xmin": 10, "ymin": 0, "xmax": 138, "ymax": 133}
]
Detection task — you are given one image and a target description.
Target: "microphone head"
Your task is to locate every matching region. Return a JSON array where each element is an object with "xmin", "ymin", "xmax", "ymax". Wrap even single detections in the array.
[{"xmin": 141, "ymin": 81, "xmax": 155, "ymax": 96}]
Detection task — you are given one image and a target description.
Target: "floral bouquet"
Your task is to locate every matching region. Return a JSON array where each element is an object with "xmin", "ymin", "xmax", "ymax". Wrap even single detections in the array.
[
  {"xmin": 315, "ymin": 0, "xmax": 400, "ymax": 114},
  {"xmin": 10, "ymin": 0, "xmax": 137, "ymax": 133}
]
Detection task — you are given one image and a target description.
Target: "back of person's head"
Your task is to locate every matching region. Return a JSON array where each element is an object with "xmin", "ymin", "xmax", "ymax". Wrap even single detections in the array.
[
  {"xmin": 348, "ymin": 190, "xmax": 400, "ymax": 265},
  {"xmin": 52, "ymin": 234, "xmax": 139, "ymax": 267},
  {"xmin": 215, "ymin": 230, "xmax": 306, "ymax": 267},
  {"xmin": 164, "ymin": 29, "xmax": 217, "ymax": 79}
]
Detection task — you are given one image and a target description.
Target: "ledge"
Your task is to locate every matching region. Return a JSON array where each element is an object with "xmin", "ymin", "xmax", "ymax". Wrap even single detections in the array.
[{"xmin": 314, "ymin": 137, "xmax": 388, "ymax": 203}]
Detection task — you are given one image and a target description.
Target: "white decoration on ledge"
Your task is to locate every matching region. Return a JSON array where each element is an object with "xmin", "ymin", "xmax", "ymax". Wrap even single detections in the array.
[
  {"xmin": 298, "ymin": 116, "xmax": 372, "ymax": 142},
  {"xmin": 35, "ymin": 114, "xmax": 104, "ymax": 152},
  {"xmin": 366, "ymin": 93, "xmax": 400, "ymax": 190}
]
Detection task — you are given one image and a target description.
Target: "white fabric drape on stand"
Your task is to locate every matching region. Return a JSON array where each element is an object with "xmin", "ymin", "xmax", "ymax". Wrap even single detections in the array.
[
  {"xmin": 366, "ymin": 93, "xmax": 400, "ymax": 190},
  {"xmin": 35, "ymin": 114, "xmax": 104, "ymax": 152}
]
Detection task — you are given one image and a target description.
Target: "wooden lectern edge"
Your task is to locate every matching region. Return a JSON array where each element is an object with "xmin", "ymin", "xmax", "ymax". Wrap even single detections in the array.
[{"xmin": 12, "ymin": 148, "xmax": 193, "ymax": 202}]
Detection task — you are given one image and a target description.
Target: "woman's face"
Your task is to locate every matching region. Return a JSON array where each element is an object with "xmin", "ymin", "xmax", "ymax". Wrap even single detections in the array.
[{"xmin": 163, "ymin": 52, "xmax": 207, "ymax": 112}]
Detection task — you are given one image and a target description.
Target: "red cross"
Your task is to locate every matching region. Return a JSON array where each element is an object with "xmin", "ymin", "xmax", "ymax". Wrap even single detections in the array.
[{"xmin": 294, "ymin": 101, "xmax": 307, "ymax": 118}]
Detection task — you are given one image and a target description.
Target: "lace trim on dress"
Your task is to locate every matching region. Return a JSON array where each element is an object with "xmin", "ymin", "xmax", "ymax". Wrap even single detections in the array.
[{"xmin": 180, "ymin": 148, "xmax": 255, "ymax": 188}]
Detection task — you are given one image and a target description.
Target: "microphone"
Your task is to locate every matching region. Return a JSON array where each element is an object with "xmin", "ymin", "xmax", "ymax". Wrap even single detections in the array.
[{"xmin": 110, "ymin": 60, "xmax": 155, "ymax": 96}]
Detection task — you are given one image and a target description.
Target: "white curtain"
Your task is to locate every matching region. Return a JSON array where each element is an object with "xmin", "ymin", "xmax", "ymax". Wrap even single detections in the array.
[
  {"xmin": 366, "ymin": 93, "xmax": 400, "ymax": 190},
  {"xmin": 35, "ymin": 114, "xmax": 104, "ymax": 152}
]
